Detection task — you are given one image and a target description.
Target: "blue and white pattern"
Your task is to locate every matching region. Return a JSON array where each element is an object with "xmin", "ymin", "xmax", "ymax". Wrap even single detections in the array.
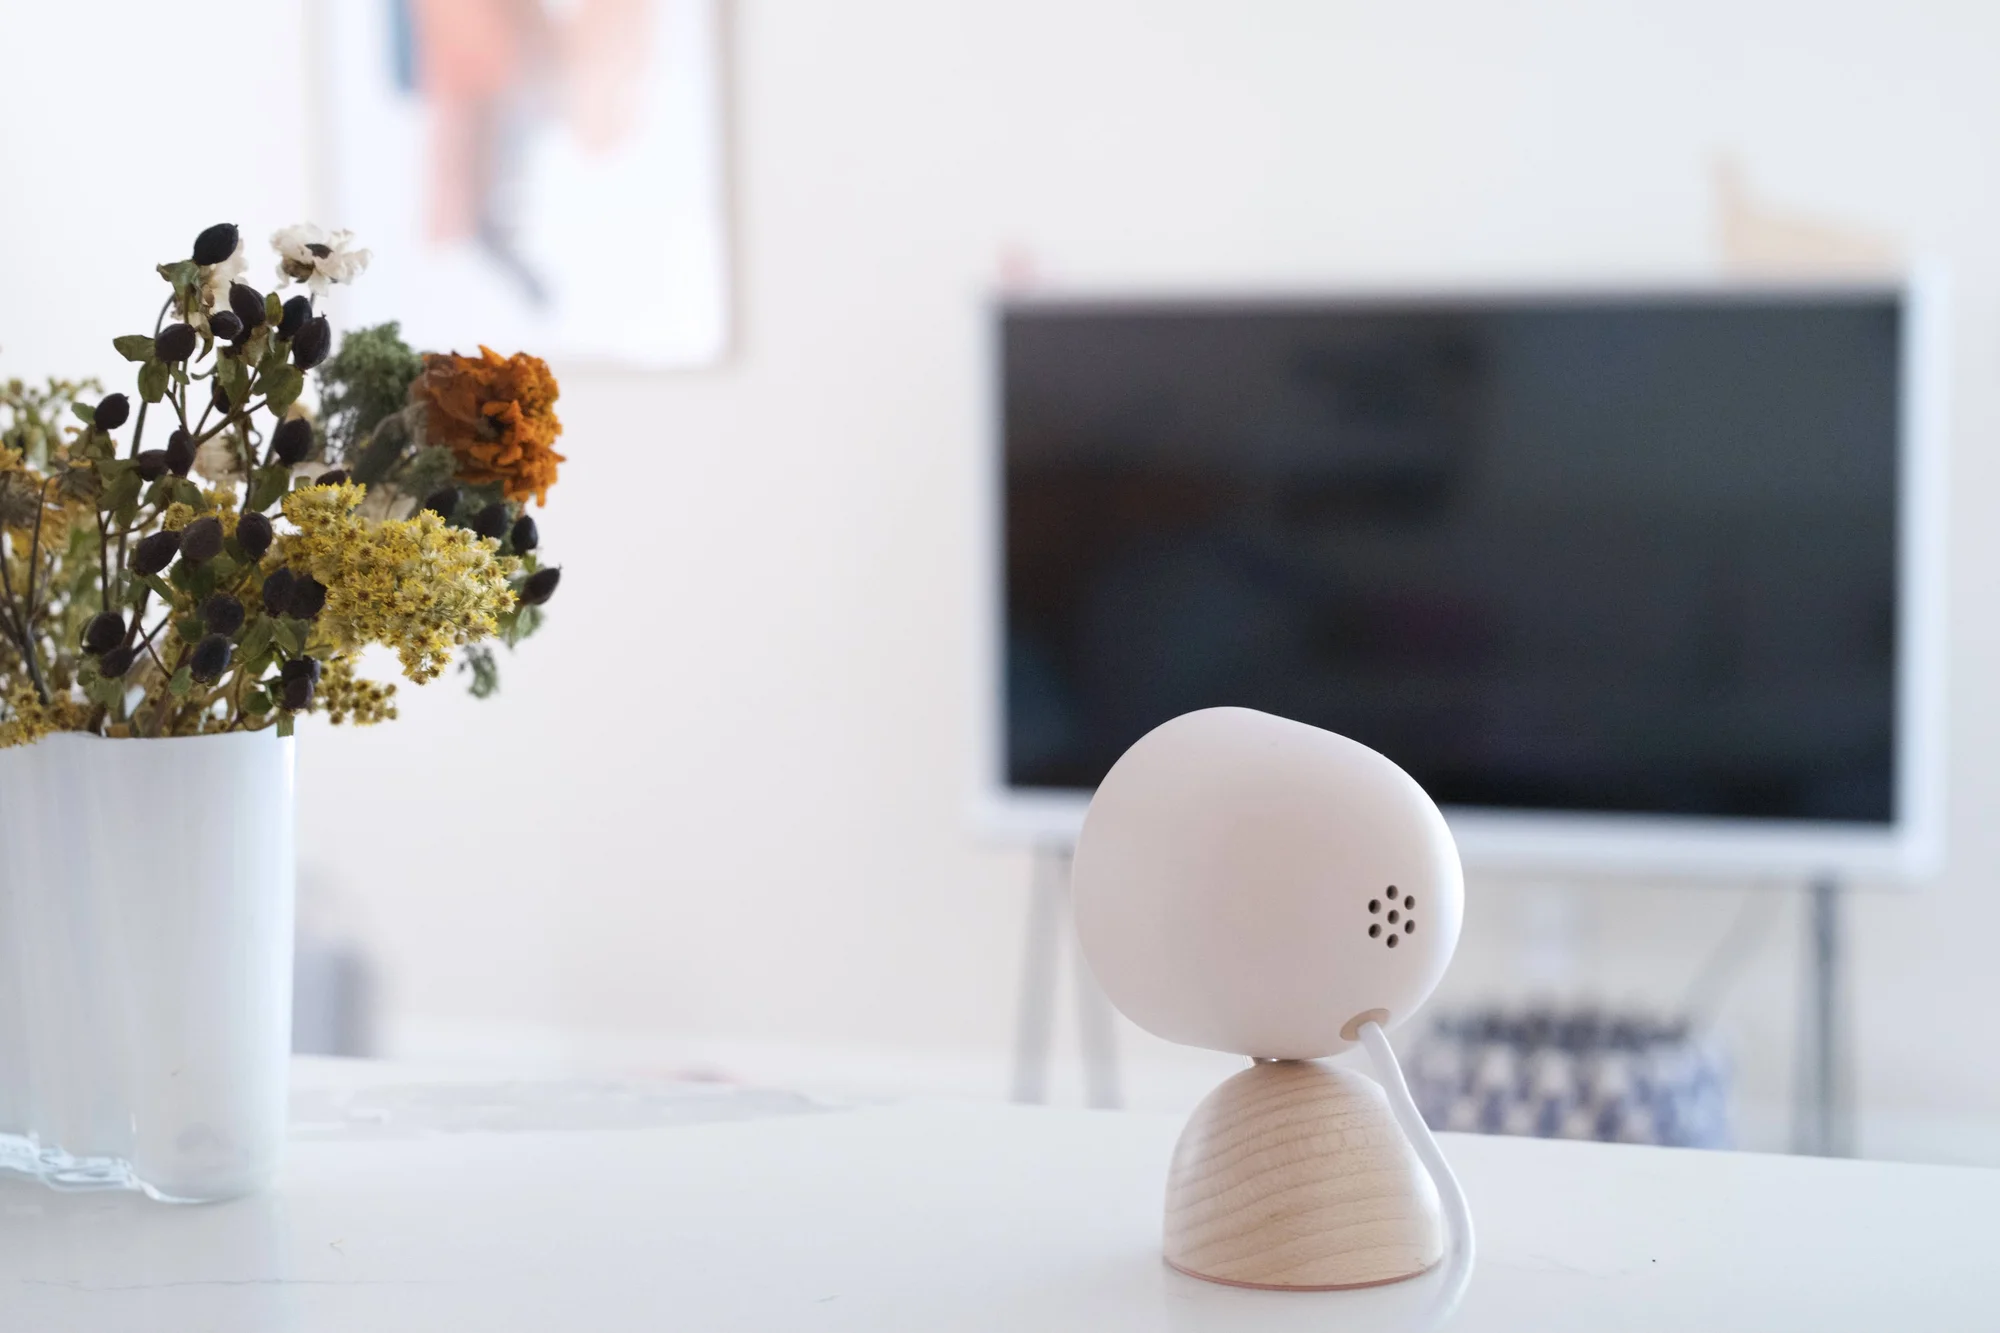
[{"xmin": 1405, "ymin": 1006, "xmax": 1733, "ymax": 1149}]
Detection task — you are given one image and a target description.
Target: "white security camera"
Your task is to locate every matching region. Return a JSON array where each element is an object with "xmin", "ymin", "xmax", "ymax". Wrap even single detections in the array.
[{"xmin": 1071, "ymin": 707, "xmax": 1474, "ymax": 1309}]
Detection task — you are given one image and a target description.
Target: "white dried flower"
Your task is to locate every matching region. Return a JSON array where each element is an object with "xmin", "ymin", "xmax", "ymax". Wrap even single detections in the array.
[
  {"xmin": 271, "ymin": 224, "xmax": 370, "ymax": 294},
  {"xmin": 192, "ymin": 435, "xmax": 247, "ymax": 487},
  {"xmin": 200, "ymin": 237, "xmax": 248, "ymax": 310}
]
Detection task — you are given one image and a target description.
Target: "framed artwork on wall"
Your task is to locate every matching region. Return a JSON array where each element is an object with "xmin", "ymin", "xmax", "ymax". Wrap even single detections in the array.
[{"xmin": 323, "ymin": 0, "xmax": 730, "ymax": 368}]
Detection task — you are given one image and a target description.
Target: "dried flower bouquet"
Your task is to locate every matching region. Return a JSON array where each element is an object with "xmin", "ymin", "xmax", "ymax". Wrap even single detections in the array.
[{"xmin": 0, "ymin": 223, "xmax": 565, "ymax": 745}]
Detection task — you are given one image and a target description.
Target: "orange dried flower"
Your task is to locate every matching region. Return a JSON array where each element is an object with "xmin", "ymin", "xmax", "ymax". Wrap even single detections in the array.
[{"xmin": 412, "ymin": 346, "xmax": 565, "ymax": 506}]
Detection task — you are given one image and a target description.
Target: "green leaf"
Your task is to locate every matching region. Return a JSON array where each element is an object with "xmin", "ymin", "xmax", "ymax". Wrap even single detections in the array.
[
  {"xmin": 501, "ymin": 602, "xmax": 544, "ymax": 649},
  {"xmin": 168, "ymin": 666, "xmax": 193, "ymax": 697},
  {"xmin": 218, "ymin": 355, "xmax": 250, "ymax": 409},
  {"xmin": 272, "ymin": 617, "xmax": 306, "ymax": 656},
  {"xmin": 176, "ymin": 617, "xmax": 204, "ymax": 643},
  {"xmin": 174, "ymin": 478, "xmax": 205, "ymax": 508},
  {"xmin": 71, "ymin": 401, "xmax": 98, "ymax": 426},
  {"xmin": 84, "ymin": 671, "xmax": 126, "ymax": 709},
  {"xmin": 243, "ymin": 687, "xmax": 272, "ymax": 716},
  {"xmin": 276, "ymin": 712, "xmax": 295, "ymax": 738},
  {"xmin": 264, "ymin": 291, "xmax": 283, "ymax": 323},
  {"xmin": 349, "ymin": 414, "xmax": 409, "ymax": 485},
  {"xmin": 98, "ymin": 469, "xmax": 141, "ymax": 519},
  {"xmin": 137, "ymin": 359, "xmax": 169, "ymax": 404},
  {"xmin": 461, "ymin": 644, "xmax": 501, "ymax": 699},
  {"xmin": 138, "ymin": 573, "xmax": 177, "ymax": 604},
  {"xmin": 246, "ymin": 465, "xmax": 290, "ymax": 514},
  {"xmin": 181, "ymin": 563, "xmax": 217, "ymax": 602},
  {"xmin": 156, "ymin": 259, "xmax": 199, "ymax": 295},
  {"xmin": 237, "ymin": 617, "xmax": 274, "ymax": 663},
  {"xmin": 262, "ymin": 365, "xmax": 304, "ymax": 414},
  {"xmin": 57, "ymin": 463, "xmax": 105, "ymax": 506},
  {"xmin": 113, "ymin": 334, "xmax": 157, "ymax": 362}
]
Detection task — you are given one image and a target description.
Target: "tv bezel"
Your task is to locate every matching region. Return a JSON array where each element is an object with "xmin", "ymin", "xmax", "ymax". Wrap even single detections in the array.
[{"xmin": 972, "ymin": 275, "xmax": 1948, "ymax": 880}]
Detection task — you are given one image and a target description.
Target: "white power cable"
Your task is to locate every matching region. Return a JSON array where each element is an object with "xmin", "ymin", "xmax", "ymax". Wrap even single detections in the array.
[{"xmin": 1358, "ymin": 1020, "xmax": 1476, "ymax": 1329}]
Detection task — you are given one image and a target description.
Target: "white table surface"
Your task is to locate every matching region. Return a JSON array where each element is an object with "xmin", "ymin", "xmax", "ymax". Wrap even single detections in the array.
[{"xmin": 3, "ymin": 1057, "xmax": 1995, "ymax": 1332}]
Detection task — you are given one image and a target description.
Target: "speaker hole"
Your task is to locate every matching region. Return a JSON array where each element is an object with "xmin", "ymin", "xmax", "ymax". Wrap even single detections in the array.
[
  {"xmin": 1404, "ymin": 919, "xmax": 1416, "ymax": 933},
  {"xmin": 1368, "ymin": 899, "xmax": 1380, "ymax": 913},
  {"xmin": 1386, "ymin": 886, "xmax": 1399, "ymax": 901},
  {"xmin": 1387, "ymin": 909, "xmax": 1400, "ymax": 924},
  {"xmin": 1404, "ymin": 895, "xmax": 1416, "ymax": 910},
  {"xmin": 1368, "ymin": 924, "xmax": 1381, "ymax": 938},
  {"xmin": 1387, "ymin": 934, "xmax": 1400, "ymax": 948}
]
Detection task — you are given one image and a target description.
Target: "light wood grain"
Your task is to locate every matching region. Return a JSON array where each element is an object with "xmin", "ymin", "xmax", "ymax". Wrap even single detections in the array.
[{"xmin": 1163, "ymin": 1059, "xmax": 1442, "ymax": 1290}]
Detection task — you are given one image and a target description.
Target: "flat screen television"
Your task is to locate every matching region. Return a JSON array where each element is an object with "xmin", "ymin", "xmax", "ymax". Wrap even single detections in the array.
[{"xmin": 980, "ymin": 283, "xmax": 1945, "ymax": 876}]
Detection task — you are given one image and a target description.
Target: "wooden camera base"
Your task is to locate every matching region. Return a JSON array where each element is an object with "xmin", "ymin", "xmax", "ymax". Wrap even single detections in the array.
[{"xmin": 1163, "ymin": 1058, "xmax": 1443, "ymax": 1290}]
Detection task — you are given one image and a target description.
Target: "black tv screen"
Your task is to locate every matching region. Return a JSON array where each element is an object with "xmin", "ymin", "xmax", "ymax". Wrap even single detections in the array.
[{"xmin": 1001, "ymin": 292, "xmax": 1902, "ymax": 823}]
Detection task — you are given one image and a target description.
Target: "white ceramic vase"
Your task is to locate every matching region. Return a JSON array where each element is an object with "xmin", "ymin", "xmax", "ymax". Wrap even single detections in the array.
[{"xmin": 0, "ymin": 729, "xmax": 295, "ymax": 1201}]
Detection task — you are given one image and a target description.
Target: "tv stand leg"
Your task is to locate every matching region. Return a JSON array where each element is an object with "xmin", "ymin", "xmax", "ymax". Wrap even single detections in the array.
[
  {"xmin": 1011, "ymin": 847, "xmax": 1123, "ymax": 1107},
  {"xmin": 1074, "ymin": 863, "xmax": 1123, "ymax": 1110},
  {"xmin": 1793, "ymin": 874, "xmax": 1852, "ymax": 1157},
  {"xmin": 1011, "ymin": 848, "xmax": 1064, "ymax": 1104}
]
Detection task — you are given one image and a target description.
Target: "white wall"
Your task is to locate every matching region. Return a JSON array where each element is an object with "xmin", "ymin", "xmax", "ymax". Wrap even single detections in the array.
[{"xmin": 7, "ymin": 0, "xmax": 2000, "ymax": 1161}]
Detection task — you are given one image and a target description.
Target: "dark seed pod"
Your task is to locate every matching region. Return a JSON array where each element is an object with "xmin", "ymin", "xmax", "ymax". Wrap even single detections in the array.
[
  {"xmin": 165, "ymin": 428, "xmax": 197, "ymax": 477},
  {"xmin": 281, "ymin": 655, "xmax": 323, "ymax": 685},
  {"xmin": 200, "ymin": 592, "xmax": 246, "ymax": 638},
  {"xmin": 94, "ymin": 393, "xmax": 130, "ymax": 431},
  {"xmin": 235, "ymin": 510, "xmax": 274, "ymax": 560},
  {"xmin": 155, "ymin": 322, "xmax": 198, "ymax": 363},
  {"xmin": 211, "ymin": 379, "xmax": 233, "ymax": 415},
  {"xmin": 227, "ymin": 281, "xmax": 267, "ymax": 331},
  {"xmin": 470, "ymin": 501, "xmax": 510, "ymax": 540},
  {"xmin": 277, "ymin": 294, "xmax": 312, "ymax": 340},
  {"xmin": 178, "ymin": 516, "xmax": 224, "ymax": 565},
  {"xmin": 191, "ymin": 222, "xmax": 240, "ymax": 266},
  {"xmin": 315, "ymin": 469, "xmax": 348, "ymax": 487},
  {"xmin": 271, "ymin": 416, "xmax": 314, "ymax": 465},
  {"xmin": 98, "ymin": 645, "xmax": 139, "ymax": 680},
  {"xmin": 291, "ymin": 315, "xmax": 332, "ymax": 370},
  {"xmin": 134, "ymin": 449, "xmax": 170, "ymax": 481},
  {"xmin": 208, "ymin": 310, "xmax": 244, "ymax": 342},
  {"xmin": 261, "ymin": 567, "xmax": 297, "ymax": 617},
  {"xmin": 131, "ymin": 529, "xmax": 181, "ymax": 577},
  {"xmin": 188, "ymin": 632, "xmax": 233, "ymax": 683},
  {"xmin": 81, "ymin": 611, "xmax": 125, "ymax": 656},
  {"xmin": 287, "ymin": 575, "xmax": 328, "ymax": 620},
  {"xmin": 280, "ymin": 672, "xmax": 315, "ymax": 712},
  {"xmin": 509, "ymin": 513, "xmax": 538, "ymax": 553},
  {"xmin": 421, "ymin": 487, "xmax": 459, "ymax": 520},
  {"xmin": 519, "ymin": 566, "xmax": 561, "ymax": 606}
]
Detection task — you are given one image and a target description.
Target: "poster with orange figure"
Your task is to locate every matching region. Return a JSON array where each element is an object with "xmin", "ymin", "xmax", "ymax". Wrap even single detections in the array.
[{"xmin": 326, "ymin": 0, "xmax": 727, "ymax": 366}]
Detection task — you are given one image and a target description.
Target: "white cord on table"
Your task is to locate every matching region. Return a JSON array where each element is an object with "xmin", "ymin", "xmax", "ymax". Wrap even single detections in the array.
[{"xmin": 1358, "ymin": 1020, "xmax": 1475, "ymax": 1330}]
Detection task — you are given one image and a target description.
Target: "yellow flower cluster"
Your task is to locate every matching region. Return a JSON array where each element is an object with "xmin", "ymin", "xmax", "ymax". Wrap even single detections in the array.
[
  {"xmin": 0, "ymin": 468, "xmax": 70, "ymax": 555},
  {"xmin": 0, "ymin": 685, "xmax": 91, "ymax": 750},
  {"xmin": 315, "ymin": 656, "xmax": 399, "ymax": 725},
  {"xmin": 275, "ymin": 483, "xmax": 518, "ymax": 684},
  {"xmin": 164, "ymin": 494, "xmax": 239, "ymax": 534}
]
